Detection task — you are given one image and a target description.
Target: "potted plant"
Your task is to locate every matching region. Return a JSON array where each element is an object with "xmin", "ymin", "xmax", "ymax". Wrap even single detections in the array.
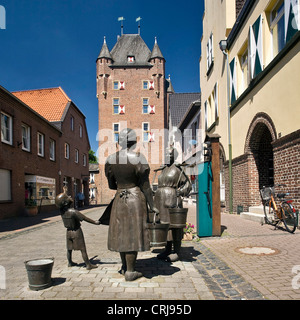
[
  {"xmin": 25, "ymin": 198, "xmax": 38, "ymax": 216},
  {"xmin": 183, "ymin": 223, "xmax": 195, "ymax": 241}
]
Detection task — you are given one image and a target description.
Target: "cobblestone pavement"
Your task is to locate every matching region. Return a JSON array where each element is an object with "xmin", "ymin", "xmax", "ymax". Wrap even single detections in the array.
[{"xmin": 0, "ymin": 207, "xmax": 299, "ymax": 300}]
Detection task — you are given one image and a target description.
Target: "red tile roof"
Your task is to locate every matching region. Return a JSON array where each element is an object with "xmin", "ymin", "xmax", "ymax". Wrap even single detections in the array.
[{"xmin": 12, "ymin": 87, "xmax": 71, "ymax": 122}]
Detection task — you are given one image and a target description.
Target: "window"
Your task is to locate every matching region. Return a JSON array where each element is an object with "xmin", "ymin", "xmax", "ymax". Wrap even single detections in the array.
[
  {"xmin": 128, "ymin": 56, "xmax": 135, "ymax": 62},
  {"xmin": 1, "ymin": 112, "xmax": 12, "ymax": 145},
  {"xmin": 75, "ymin": 149, "xmax": 79, "ymax": 163},
  {"xmin": 249, "ymin": 15, "xmax": 263, "ymax": 79},
  {"xmin": 49, "ymin": 139, "xmax": 55, "ymax": 161},
  {"xmin": 113, "ymin": 98, "xmax": 120, "ymax": 114},
  {"xmin": 206, "ymin": 33, "xmax": 214, "ymax": 72},
  {"xmin": 240, "ymin": 47, "xmax": 249, "ymax": 93},
  {"xmin": 285, "ymin": 0, "xmax": 300, "ymax": 43},
  {"xmin": 143, "ymin": 81, "xmax": 148, "ymax": 90},
  {"xmin": 0, "ymin": 169, "xmax": 11, "ymax": 201},
  {"xmin": 65, "ymin": 143, "xmax": 70, "ymax": 159},
  {"xmin": 37, "ymin": 132, "xmax": 44, "ymax": 157},
  {"xmin": 113, "ymin": 123, "xmax": 120, "ymax": 143},
  {"xmin": 143, "ymin": 98, "xmax": 149, "ymax": 114},
  {"xmin": 70, "ymin": 116, "xmax": 74, "ymax": 131},
  {"xmin": 142, "ymin": 122, "xmax": 150, "ymax": 142},
  {"xmin": 113, "ymin": 81, "xmax": 125, "ymax": 90},
  {"xmin": 83, "ymin": 154, "xmax": 87, "ymax": 167},
  {"xmin": 229, "ymin": 57, "xmax": 237, "ymax": 105},
  {"xmin": 22, "ymin": 124, "xmax": 30, "ymax": 151},
  {"xmin": 143, "ymin": 81, "xmax": 154, "ymax": 90},
  {"xmin": 79, "ymin": 124, "xmax": 83, "ymax": 138},
  {"xmin": 270, "ymin": 0, "xmax": 285, "ymax": 58},
  {"xmin": 113, "ymin": 81, "xmax": 119, "ymax": 90}
]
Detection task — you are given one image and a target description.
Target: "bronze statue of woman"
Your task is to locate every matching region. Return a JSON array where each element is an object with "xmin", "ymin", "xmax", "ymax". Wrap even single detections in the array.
[
  {"xmin": 154, "ymin": 146, "xmax": 192, "ymax": 262},
  {"xmin": 104, "ymin": 128, "xmax": 159, "ymax": 281}
]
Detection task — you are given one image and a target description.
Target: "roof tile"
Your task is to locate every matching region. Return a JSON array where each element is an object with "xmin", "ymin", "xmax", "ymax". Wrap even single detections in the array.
[{"xmin": 12, "ymin": 87, "xmax": 70, "ymax": 122}]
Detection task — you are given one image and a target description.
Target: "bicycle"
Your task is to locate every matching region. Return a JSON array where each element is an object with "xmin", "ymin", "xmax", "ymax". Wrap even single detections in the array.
[{"xmin": 260, "ymin": 184, "xmax": 298, "ymax": 233}]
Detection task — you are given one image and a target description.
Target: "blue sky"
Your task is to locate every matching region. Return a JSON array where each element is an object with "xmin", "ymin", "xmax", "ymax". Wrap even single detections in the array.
[{"xmin": 0, "ymin": 0, "xmax": 204, "ymax": 153}]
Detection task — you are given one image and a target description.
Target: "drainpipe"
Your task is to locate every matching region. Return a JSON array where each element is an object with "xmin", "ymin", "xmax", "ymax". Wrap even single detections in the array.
[{"xmin": 220, "ymin": 41, "xmax": 233, "ymax": 214}]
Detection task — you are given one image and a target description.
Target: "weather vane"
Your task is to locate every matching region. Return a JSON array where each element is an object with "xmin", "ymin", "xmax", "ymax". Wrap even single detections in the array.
[
  {"xmin": 118, "ymin": 17, "xmax": 125, "ymax": 35},
  {"xmin": 136, "ymin": 17, "xmax": 142, "ymax": 35}
]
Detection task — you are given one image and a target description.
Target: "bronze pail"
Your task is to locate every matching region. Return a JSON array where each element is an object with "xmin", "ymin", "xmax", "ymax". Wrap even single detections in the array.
[
  {"xmin": 169, "ymin": 207, "xmax": 188, "ymax": 228},
  {"xmin": 25, "ymin": 258, "xmax": 54, "ymax": 291},
  {"xmin": 147, "ymin": 214, "xmax": 169, "ymax": 247}
]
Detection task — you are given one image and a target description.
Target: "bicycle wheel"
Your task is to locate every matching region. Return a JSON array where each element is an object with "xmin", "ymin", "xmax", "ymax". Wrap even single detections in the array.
[
  {"xmin": 281, "ymin": 202, "xmax": 297, "ymax": 233},
  {"xmin": 263, "ymin": 201, "xmax": 277, "ymax": 226}
]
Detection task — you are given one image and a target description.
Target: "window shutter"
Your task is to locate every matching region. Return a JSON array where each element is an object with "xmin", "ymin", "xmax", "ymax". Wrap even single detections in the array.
[
  {"xmin": 249, "ymin": 15, "xmax": 263, "ymax": 79},
  {"xmin": 119, "ymin": 105, "xmax": 125, "ymax": 114},
  {"xmin": 229, "ymin": 58, "xmax": 237, "ymax": 105},
  {"xmin": 119, "ymin": 81, "xmax": 125, "ymax": 90},
  {"xmin": 148, "ymin": 132, "xmax": 155, "ymax": 142},
  {"xmin": 149, "ymin": 81, "xmax": 154, "ymax": 90},
  {"xmin": 285, "ymin": 0, "xmax": 300, "ymax": 43},
  {"xmin": 149, "ymin": 105, "xmax": 155, "ymax": 114}
]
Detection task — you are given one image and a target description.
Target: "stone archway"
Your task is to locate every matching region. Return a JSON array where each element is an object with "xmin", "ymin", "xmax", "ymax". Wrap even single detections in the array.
[{"xmin": 244, "ymin": 113, "xmax": 277, "ymax": 204}]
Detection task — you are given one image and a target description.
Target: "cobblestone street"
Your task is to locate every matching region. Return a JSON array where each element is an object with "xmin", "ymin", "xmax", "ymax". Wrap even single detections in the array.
[{"xmin": 0, "ymin": 206, "xmax": 299, "ymax": 301}]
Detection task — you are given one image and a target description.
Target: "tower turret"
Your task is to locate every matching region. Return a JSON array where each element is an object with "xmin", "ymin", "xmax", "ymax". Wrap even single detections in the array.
[{"xmin": 96, "ymin": 37, "xmax": 113, "ymax": 99}]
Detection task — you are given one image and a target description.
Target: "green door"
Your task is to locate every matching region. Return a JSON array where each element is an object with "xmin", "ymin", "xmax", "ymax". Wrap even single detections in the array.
[{"xmin": 197, "ymin": 161, "xmax": 212, "ymax": 237}]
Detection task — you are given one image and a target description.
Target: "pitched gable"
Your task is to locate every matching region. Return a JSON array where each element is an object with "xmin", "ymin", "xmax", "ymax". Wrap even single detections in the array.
[{"xmin": 12, "ymin": 87, "xmax": 70, "ymax": 122}]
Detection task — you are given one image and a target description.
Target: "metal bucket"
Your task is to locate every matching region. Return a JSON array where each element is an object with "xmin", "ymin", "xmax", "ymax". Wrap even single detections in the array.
[
  {"xmin": 25, "ymin": 258, "xmax": 54, "ymax": 291},
  {"xmin": 147, "ymin": 222, "xmax": 170, "ymax": 247},
  {"xmin": 169, "ymin": 208, "xmax": 188, "ymax": 228}
]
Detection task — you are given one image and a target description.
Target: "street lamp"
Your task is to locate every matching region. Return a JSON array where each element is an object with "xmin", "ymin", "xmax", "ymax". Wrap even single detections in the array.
[
  {"xmin": 219, "ymin": 40, "xmax": 227, "ymax": 52},
  {"xmin": 219, "ymin": 39, "xmax": 233, "ymax": 214}
]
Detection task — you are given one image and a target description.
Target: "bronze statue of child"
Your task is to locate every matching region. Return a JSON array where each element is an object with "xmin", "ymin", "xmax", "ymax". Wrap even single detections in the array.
[{"xmin": 55, "ymin": 188, "xmax": 99, "ymax": 270}]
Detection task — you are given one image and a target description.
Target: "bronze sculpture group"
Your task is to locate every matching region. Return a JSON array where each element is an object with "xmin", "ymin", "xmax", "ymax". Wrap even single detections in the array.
[{"xmin": 55, "ymin": 128, "xmax": 191, "ymax": 281}]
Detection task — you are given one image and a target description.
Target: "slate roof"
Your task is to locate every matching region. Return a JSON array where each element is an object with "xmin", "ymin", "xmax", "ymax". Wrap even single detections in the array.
[
  {"xmin": 169, "ymin": 93, "xmax": 201, "ymax": 127},
  {"xmin": 98, "ymin": 34, "xmax": 165, "ymax": 68},
  {"xmin": 98, "ymin": 37, "xmax": 112, "ymax": 60},
  {"xmin": 109, "ymin": 34, "xmax": 152, "ymax": 67}
]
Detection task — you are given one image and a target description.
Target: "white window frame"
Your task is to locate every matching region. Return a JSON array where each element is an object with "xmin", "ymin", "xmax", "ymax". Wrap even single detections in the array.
[
  {"xmin": 206, "ymin": 33, "xmax": 214, "ymax": 72},
  {"xmin": 142, "ymin": 122, "xmax": 150, "ymax": 142},
  {"xmin": 83, "ymin": 154, "xmax": 87, "ymax": 167},
  {"xmin": 143, "ymin": 81, "xmax": 149, "ymax": 90},
  {"xmin": 22, "ymin": 123, "xmax": 30, "ymax": 152},
  {"xmin": 113, "ymin": 123, "xmax": 120, "ymax": 143},
  {"xmin": 37, "ymin": 132, "xmax": 44, "ymax": 157},
  {"xmin": 79, "ymin": 124, "xmax": 83, "ymax": 138},
  {"xmin": 142, "ymin": 98, "xmax": 149, "ymax": 114},
  {"xmin": 270, "ymin": 0, "xmax": 285, "ymax": 59},
  {"xmin": 240, "ymin": 45, "xmax": 249, "ymax": 93},
  {"xmin": 49, "ymin": 139, "xmax": 55, "ymax": 161},
  {"xmin": 65, "ymin": 143, "xmax": 70, "ymax": 159},
  {"xmin": 113, "ymin": 81, "xmax": 119, "ymax": 90},
  {"xmin": 113, "ymin": 98, "xmax": 120, "ymax": 114},
  {"xmin": 1, "ymin": 112, "xmax": 13, "ymax": 145}
]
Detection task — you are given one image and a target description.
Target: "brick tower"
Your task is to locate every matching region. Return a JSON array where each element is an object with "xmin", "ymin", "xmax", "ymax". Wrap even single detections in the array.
[{"xmin": 96, "ymin": 34, "xmax": 170, "ymax": 203}]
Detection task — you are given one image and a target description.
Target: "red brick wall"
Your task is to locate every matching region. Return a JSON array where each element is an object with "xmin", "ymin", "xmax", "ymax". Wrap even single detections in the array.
[
  {"xmin": 0, "ymin": 88, "xmax": 61, "ymax": 219},
  {"xmin": 224, "ymin": 130, "xmax": 300, "ymax": 213},
  {"xmin": 273, "ymin": 130, "xmax": 300, "ymax": 211},
  {"xmin": 59, "ymin": 104, "xmax": 90, "ymax": 204},
  {"xmin": 97, "ymin": 57, "xmax": 168, "ymax": 203}
]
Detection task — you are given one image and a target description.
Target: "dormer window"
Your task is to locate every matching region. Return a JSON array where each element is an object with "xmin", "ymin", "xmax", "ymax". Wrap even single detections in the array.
[{"xmin": 128, "ymin": 56, "xmax": 135, "ymax": 63}]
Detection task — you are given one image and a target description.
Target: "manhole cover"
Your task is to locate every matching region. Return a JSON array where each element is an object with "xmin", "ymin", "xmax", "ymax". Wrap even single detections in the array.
[{"xmin": 235, "ymin": 246, "xmax": 280, "ymax": 256}]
